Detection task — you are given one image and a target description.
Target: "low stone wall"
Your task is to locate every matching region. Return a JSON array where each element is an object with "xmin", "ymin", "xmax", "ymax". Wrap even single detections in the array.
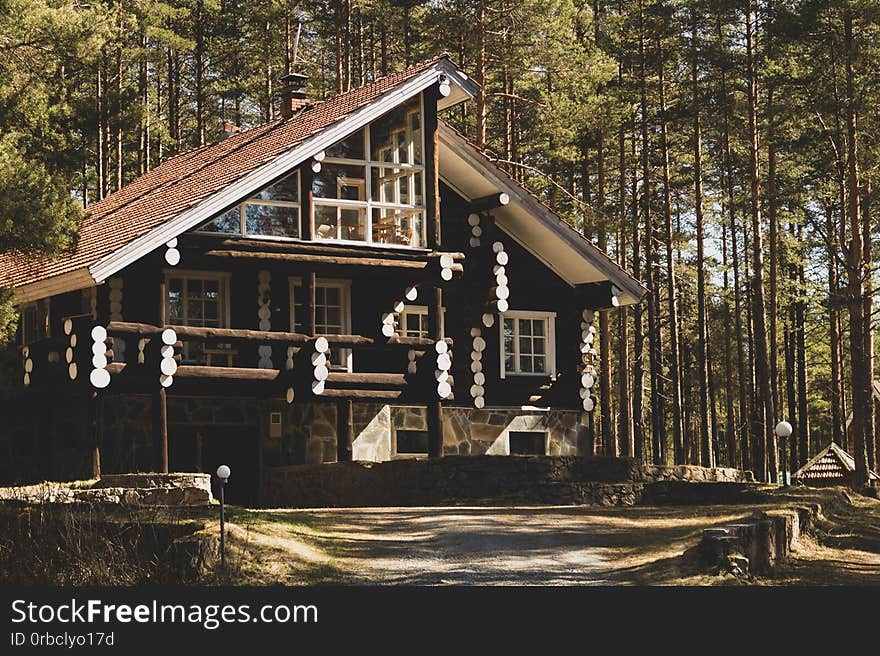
[
  {"xmin": 261, "ymin": 456, "xmax": 756, "ymax": 508},
  {"xmin": 0, "ymin": 473, "xmax": 213, "ymax": 506}
]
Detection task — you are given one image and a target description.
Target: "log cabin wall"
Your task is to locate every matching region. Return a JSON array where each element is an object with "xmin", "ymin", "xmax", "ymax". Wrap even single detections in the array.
[{"xmin": 3, "ymin": 131, "xmax": 602, "ymax": 493}]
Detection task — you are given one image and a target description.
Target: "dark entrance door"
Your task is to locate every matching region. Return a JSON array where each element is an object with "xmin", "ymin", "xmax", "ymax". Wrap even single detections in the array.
[{"xmin": 170, "ymin": 425, "xmax": 259, "ymax": 506}]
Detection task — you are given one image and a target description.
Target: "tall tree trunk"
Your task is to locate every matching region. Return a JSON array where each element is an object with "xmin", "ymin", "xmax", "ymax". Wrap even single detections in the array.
[
  {"xmin": 717, "ymin": 12, "xmax": 748, "ymax": 471},
  {"xmin": 639, "ymin": 1, "xmax": 665, "ymax": 464},
  {"xmin": 139, "ymin": 34, "xmax": 150, "ymax": 175},
  {"xmin": 616, "ymin": 120, "xmax": 631, "ymax": 457},
  {"xmin": 657, "ymin": 33, "xmax": 684, "ymax": 464},
  {"xmin": 692, "ymin": 7, "xmax": 713, "ymax": 467},
  {"xmin": 596, "ymin": 135, "xmax": 615, "ymax": 454},
  {"xmin": 746, "ymin": 2, "xmax": 775, "ymax": 482},
  {"xmin": 115, "ymin": 8, "xmax": 123, "ymax": 191},
  {"xmin": 826, "ymin": 200, "xmax": 844, "ymax": 447},
  {"xmin": 96, "ymin": 64, "xmax": 105, "ymax": 200},
  {"xmin": 863, "ymin": 178, "xmax": 876, "ymax": 472},
  {"xmin": 475, "ymin": 0, "xmax": 487, "ymax": 149},
  {"xmin": 844, "ymin": 8, "xmax": 870, "ymax": 486},
  {"xmin": 766, "ymin": 5, "xmax": 781, "ymax": 467},
  {"xmin": 631, "ymin": 116, "xmax": 645, "ymax": 463},
  {"xmin": 795, "ymin": 220, "xmax": 811, "ymax": 466}
]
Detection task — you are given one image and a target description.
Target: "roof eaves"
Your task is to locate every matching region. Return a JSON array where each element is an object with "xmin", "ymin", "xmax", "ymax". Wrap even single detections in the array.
[{"xmin": 438, "ymin": 121, "xmax": 647, "ymax": 304}]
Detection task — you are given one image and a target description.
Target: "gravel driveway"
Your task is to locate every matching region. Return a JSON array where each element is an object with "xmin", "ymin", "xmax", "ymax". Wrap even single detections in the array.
[{"xmin": 273, "ymin": 505, "xmax": 755, "ymax": 585}]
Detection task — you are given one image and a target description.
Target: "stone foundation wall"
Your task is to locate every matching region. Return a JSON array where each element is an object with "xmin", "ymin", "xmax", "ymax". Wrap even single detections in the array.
[
  {"xmin": 0, "ymin": 473, "xmax": 213, "ymax": 506},
  {"xmin": 261, "ymin": 455, "xmax": 757, "ymax": 508}
]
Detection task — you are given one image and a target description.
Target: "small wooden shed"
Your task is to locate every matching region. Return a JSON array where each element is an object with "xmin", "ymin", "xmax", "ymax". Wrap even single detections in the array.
[{"xmin": 792, "ymin": 442, "xmax": 879, "ymax": 489}]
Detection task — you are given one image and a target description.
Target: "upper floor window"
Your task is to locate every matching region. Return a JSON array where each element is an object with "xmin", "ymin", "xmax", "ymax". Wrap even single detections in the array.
[
  {"xmin": 19, "ymin": 299, "xmax": 50, "ymax": 345},
  {"xmin": 500, "ymin": 311, "xmax": 557, "ymax": 379},
  {"xmin": 313, "ymin": 94, "xmax": 425, "ymax": 248},
  {"xmin": 166, "ymin": 271, "xmax": 230, "ymax": 363},
  {"xmin": 200, "ymin": 171, "xmax": 301, "ymax": 239}
]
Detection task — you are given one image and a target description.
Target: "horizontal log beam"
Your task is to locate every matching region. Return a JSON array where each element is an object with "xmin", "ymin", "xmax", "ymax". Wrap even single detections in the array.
[
  {"xmin": 107, "ymin": 322, "xmax": 451, "ymax": 349},
  {"xmin": 204, "ymin": 250, "xmax": 431, "ymax": 269},
  {"xmin": 182, "ymin": 233, "xmax": 464, "ymax": 262}
]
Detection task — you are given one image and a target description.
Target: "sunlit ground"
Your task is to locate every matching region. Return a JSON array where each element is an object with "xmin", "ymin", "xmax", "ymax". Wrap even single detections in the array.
[{"xmin": 212, "ymin": 487, "xmax": 880, "ymax": 585}]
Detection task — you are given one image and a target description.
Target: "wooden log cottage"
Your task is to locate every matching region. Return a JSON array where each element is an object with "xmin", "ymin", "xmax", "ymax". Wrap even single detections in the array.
[{"xmin": 0, "ymin": 56, "xmax": 645, "ymax": 503}]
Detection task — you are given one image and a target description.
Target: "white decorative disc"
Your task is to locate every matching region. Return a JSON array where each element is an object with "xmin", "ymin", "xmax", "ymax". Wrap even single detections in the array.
[
  {"xmin": 313, "ymin": 364, "xmax": 329, "ymax": 381},
  {"xmin": 161, "ymin": 328, "xmax": 177, "ymax": 345},
  {"xmin": 164, "ymin": 247, "xmax": 181, "ymax": 266},
  {"xmin": 90, "ymin": 368, "xmax": 111, "ymax": 389}
]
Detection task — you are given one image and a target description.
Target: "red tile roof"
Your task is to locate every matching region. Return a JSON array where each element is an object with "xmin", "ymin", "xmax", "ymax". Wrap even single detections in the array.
[{"xmin": 0, "ymin": 55, "xmax": 451, "ymax": 290}]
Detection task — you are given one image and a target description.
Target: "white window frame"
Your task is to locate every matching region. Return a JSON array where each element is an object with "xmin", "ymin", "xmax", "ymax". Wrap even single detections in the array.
[
  {"xmin": 164, "ymin": 270, "xmax": 232, "ymax": 328},
  {"xmin": 399, "ymin": 304, "xmax": 445, "ymax": 338},
  {"xmin": 289, "ymin": 277, "xmax": 353, "ymax": 372},
  {"xmin": 313, "ymin": 94, "xmax": 426, "ymax": 248},
  {"xmin": 499, "ymin": 310, "xmax": 557, "ymax": 380},
  {"xmin": 199, "ymin": 170, "xmax": 301, "ymax": 239}
]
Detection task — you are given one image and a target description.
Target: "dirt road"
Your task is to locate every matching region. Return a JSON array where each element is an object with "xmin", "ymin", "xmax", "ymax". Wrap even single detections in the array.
[{"xmin": 230, "ymin": 505, "xmax": 765, "ymax": 585}]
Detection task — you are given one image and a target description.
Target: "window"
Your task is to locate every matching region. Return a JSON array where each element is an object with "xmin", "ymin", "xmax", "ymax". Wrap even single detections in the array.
[
  {"xmin": 290, "ymin": 278, "xmax": 352, "ymax": 371},
  {"xmin": 313, "ymin": 94, "xmax": 426, "ymax": 247},
  {"xmin": 165, "ymin": 272, "xmax": 230, "ymax": 363},
  {"xmin": 400, "ymin": 306, "xmax": 428, "ymax": 338},
  {"xmin": 500, "ymin": 311, "xmax": 556, "ymax": 378},
  {"xmin": 399, "ymin": 305, "xmax": 444, "ymax": 338},
  {"xmin": 509, "ymin": 431, "xmax": 547, "ymax": 456},
  {"xmin": 395, "ymin": 429, "xmax": 429, "ymax": 457},
  {"xmin": 200, "ymin": 170, "xmax": 301, "ymax": 238},
  {"xmin": 19, "ymin": 299, "xmax": 50, "ymax": 344}
]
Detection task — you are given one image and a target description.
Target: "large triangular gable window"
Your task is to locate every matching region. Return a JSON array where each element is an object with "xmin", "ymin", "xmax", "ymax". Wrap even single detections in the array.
[
  {"xmin": 198, "ymin": 93, "xmax": 426, "ymax": 247},
  {"xmin": 200, "ymin": 170, "xmax": 301, "ymax": 238},
  {"xmin": 314, "ymin": 94, "xmax": 426, "ymax": 247}
]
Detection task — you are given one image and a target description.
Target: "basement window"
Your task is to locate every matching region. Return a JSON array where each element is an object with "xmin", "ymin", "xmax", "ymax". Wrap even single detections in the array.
[
  {"xmin": 509, "ymin": 431, "xmax": 547, "ymax": 456},
  {"xmin": 395, "ymin": 430, "xmax": 429, "ymax": 457}
]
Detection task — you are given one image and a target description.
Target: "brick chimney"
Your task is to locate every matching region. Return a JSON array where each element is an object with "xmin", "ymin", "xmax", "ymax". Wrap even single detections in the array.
[{"xmin": 279, "ymin": 72, "xmax": 309, "ymax": 119}]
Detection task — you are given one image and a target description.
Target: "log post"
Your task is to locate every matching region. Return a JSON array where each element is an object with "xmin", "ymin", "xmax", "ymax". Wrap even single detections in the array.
[
  {"xmin": 337, "ymin": 399, "xmax": 354, "ymax": 462},
  {"xmin": 303, "ymin": 271, "xmax": 316, "ymax": 336},
  {"xmin": 153, "ymin": 278, "xmax": 169, "ymax": 473},
  {"xmin": 424, "ymin": 87, "xmax": 441, "ymax": 250},
  {"xmin": 427, "ymin": 285, "xmax": 444, "ymax": 458},
  {"xmin": 87, "ymin": 392, "xmax": 102, "ymax": 479}
]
